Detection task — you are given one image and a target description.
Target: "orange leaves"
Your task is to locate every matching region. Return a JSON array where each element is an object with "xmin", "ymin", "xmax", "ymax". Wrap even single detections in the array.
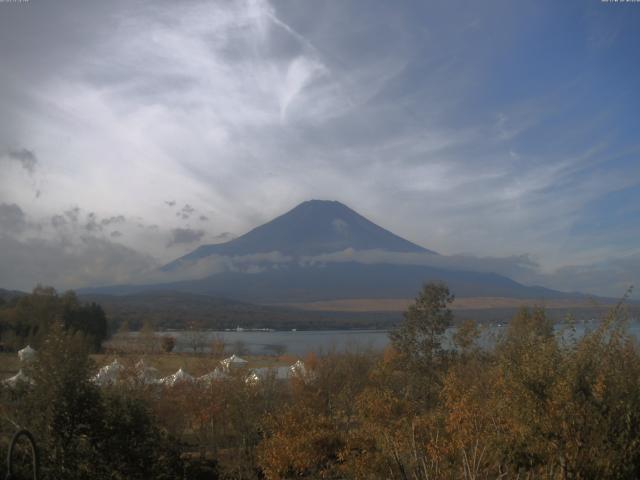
[
  {"xmin": 382, "ymin": 345, "xmax": 400, "ymax": 365},
  {"xmin": 304, "ymin": 351, "xmax": 319, "ymax": 371},
  {"xmin": 258, "ymin": 407, "xmax": 346, "ymax": 480}
]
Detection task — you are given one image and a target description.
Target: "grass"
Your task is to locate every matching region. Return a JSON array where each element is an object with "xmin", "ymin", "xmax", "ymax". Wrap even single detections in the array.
[
  {"xmin": 0, "ymin": 353, "xmax": 21, "ymax": 378},
  {"xmin": 0, "ymin": 351, "xmax": 296, "ymax": 379}
]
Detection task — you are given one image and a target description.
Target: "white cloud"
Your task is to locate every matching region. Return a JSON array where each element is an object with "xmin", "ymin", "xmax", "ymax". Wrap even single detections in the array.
[
  {"xmin": 0, "ymin": 234, "xmax": 158, "ymax": 292},
  {"xmin": 0, "ymin": 0, "xmax": 637, "ymax": 295}
]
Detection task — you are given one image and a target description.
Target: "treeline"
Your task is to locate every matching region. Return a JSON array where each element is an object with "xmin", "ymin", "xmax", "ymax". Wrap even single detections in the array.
[
  {"xmin": 1, "ymin": 323, "xmax": 182, "ymax": 479},
  {"xmin": 2, "ymin": 283, "xmax": 640, "ymax": 479},
  {"xmin": 0, "ymin": 286, "xmax": 108, "ymax": 352},
  {"xmin": 257, "ymin": 286, "xmax": 640, "ymax": 479}
]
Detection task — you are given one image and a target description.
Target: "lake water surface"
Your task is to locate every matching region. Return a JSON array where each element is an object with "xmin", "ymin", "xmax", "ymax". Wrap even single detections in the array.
[
  {"xmin": 161, "ymin": 329, "xmax": 390, "ymax": 356},
  {"xmin": 139, "ymin": 319, "xmax": 640, "ymax": 356}
]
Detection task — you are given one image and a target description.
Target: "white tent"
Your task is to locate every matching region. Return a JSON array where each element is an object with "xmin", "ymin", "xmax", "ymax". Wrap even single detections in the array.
[
  {"xmin": 18, "ymin": 345, "xmax": 37, "ymax": 363},
  {"xmin": 253, "ymin": 366, "xmax": 291, "ymax": 381},
  {"xmin": 93, "ymin": 359, "xmax": 124, "ymax": 386},
  {"xmin": 220, "ymin": 354, "xmax": 248, "ymax": 370},
  {"xmin": 197, "ymin": 368, "xmax": 226, "ymax": 385},
  {"xmin": 245, "ymin": 371, "xmax": 260, "ymax": 385},
  {"xmin": 3, "ymin": 369, "xmax": 33, "ymax": 387},
  {"xmin": 160, "ymin": 368, "xmax": 194, "ymax": 387},
  {"xmin": 135, "ymin": 359, "xmax": 159, "ymax": 384},
  {"xmin": 290, "ymin": 360, "xmax": 306, "ymax": 377},
  {"xmin": 275, "ymin": 366, "xmax": 291, "ymax": 380}
]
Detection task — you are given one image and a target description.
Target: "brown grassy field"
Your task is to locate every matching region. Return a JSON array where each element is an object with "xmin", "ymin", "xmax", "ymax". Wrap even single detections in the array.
[
  {"xmin": 0, "ymin": 353, "xmax": 21, "ymax": 378},
  {"xmin": 276, "ymin": 296, "xmax": 613, "ymax": 312}
]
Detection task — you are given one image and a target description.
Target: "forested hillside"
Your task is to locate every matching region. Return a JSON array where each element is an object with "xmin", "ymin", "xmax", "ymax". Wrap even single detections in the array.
[
  {"xmin": 2, "ymin": 283, "xmax": 639, "ymax": 479},
  {"xmin": 0, "ymin": 286, "xmax": 108, "ymax": 352}
]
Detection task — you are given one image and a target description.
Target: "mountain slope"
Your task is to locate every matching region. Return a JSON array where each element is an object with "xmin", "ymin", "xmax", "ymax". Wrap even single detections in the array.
[
  {"xmin": 85, "ymin": 262, "xmax": 573, "ymax": 304},
  {"xmin": 0, "ymin": 288, "xmax": 26, "ymax": 302},
  {"xmin": 82, "ymin": 200, "xmax": 582, "ymax": 304},
  {"xmin": 163, "ymin": 200, "xmax": 434, "ymax": 271}
]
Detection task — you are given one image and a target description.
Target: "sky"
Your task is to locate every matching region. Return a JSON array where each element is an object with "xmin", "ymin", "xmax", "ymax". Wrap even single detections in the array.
[{"xmin": 0, "ymin": 0, "xmax": 639, "ymax": 297}]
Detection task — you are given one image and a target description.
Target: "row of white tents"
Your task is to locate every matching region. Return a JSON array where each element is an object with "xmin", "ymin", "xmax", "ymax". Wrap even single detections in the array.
[
  {"xmin": 3, "ymin": 347, "xmax": 309, "ymax": 389},
  {"xmin": 92, "ymin": 355, "xmax": 308, "ymax": 387}
]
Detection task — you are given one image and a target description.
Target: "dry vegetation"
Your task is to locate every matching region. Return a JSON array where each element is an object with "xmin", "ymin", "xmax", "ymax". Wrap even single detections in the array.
[{"xmin": 2, "ymin": 284, "xmax": 640, "ymax": 479}]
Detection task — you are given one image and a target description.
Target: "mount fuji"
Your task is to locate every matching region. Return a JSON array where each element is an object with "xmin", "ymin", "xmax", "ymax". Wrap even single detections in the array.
[{"xmin": 82, "ymin": 200, "xmax": 573, "ymax": 304}]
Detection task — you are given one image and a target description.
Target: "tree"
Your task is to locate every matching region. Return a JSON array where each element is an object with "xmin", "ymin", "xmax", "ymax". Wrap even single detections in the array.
[
  {"xmin": 161, "ymin": 335, "xmax": 176, "ymax": 353},
  {"xmin": 491, "ymin": 304, "xmax": 640, "ymax": 478},
  {"xmin": 390, "ymin": 282, "xmax": 454, "ymax": 372},
  {"xmin": 184, "ymin": 320, "xmax": 207, "ymax": 353},
  {"xmin": 61, "ymin": 293, "xmax": 108, "ymax": 352},
  {"xmin": 9, "ymin": 322, "xmax": 183, "ymax": 479},
  {"xmin": 258, "ymin": 351, "xmax": 376, "ymax": 479},
  {"xmin": 21, "ymin": 322, "xmax": 103, "ymax": 479},
  {"xmin": 96, "ymin": 393, "xmax": 183, "ymax": 479},
  {"xmin": 210, "ymin": 334, "xmax": 225, "ymax": 358},
  {"xmin": 503, "ymin": 306, "xmax": 554, "ymax": 345},
  {"xmin": 0, "ymin": 287, "xmax": 109, "ymax": 352},
  {"xmin": 117, "ymin": 319, "xmax": 130, "ymax": 336},
  {"xmin": 139, "ymin": 319, "xmax": 158, "ymax": 353},
  {"xmin": 115, "ymin": 319, "xmax": 131, "ymax": 352},
  {"xmin": 452, "ymin": 319, "xmax": 480, "ymax": 356}
]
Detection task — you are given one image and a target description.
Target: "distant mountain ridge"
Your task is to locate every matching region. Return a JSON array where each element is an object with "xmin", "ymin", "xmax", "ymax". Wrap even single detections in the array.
[
  {"xmin": 0, "ymin": 288, "xmax": 26, "ymax": 302},
  {"xmin": 77, "ymin": 199, "xmax": 589, "ymax": 304},
  {"xmin": 163, "ymin": 200, "xmax": 434, "ymax": 271},
  {"xmin": 90, "ymin": 262, "xmax": 572, "ymax": 303}
]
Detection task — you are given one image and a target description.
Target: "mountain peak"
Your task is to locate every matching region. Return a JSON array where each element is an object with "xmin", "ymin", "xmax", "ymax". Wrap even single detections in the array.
[
  {"xmin": 299, "ymin": 199, "xmax": 348, "ymax": 206},
  {"xmin": 292, "ymin": 199, "xmax": 352, "ymax": 214},
  {"xmin": 283, "ymin": 199, "xmax": 367, "ymax": 221},
  {"xmin": 300, "ymin": 199, "xmax": 343, "ymax": 205},
  {"xmin": 163, "ymin": 200, "xmax": 435, "ymax": 271}
]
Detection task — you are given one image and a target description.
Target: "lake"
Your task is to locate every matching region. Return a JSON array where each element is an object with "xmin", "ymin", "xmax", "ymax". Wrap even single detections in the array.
[
  {"xmin": 159, "ymin": 329, "xmax": 391, "ymax": 356},
  {"xmin": 118, "ymin": 319, "xmax": 640, "ymax": 356}
]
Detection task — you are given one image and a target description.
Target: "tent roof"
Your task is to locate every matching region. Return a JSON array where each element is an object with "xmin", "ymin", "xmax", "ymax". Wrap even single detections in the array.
[
  {"xmin": 290, "ymin": 360, "xmax": 310, "ymax": 380},
  {"xmin": 18, "ymin": 345, "xmax": 37, "ymax": 361},
  {"xmin": 92, "ymin": 359, "xmax": 124, "ymax": 386},
  {"xmin": 109, "ymin": 359, "xmax": 123, "ymax": 369},
  {"xmin": 3, "ymin": 369, "xmax": 33, "ymax": 387},
  {"xmin": 161, "ymin": 368, "xmax": 194, "ymax": 386},
  {"xmin": 222, "ymin": 354, "xmax": 248, "ymax": 365},
  {"xmin": 198, "ymin": 368, "xmax": 226, "ymax": 384},
  {"xmin": 135, "ymin": 359, "xmax": 158, "ymax": 373},
  {"xmin": 290, "ymin": 360, "xmax": 306, "ymax": 372},
  {"xmin": 253, "ymin": 366, "xmax": 291, "ymax": 380}
]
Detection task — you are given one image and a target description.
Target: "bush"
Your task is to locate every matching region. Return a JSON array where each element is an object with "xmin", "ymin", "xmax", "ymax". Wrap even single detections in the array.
[{"xmin": 161, "ymin": 335, "xmax": 176, "ymax": 353}]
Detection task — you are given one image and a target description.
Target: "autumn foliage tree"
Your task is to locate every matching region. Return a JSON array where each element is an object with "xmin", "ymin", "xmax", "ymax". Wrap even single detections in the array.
[
  {"xmin": 258, "ymin": 289, "xmax": 640, "ymax": 480},
  {"xmin": 0, "ymin": 286, "xmax": 108, "ymax": 352},
  {"xmin": 161, "ymin": 335, "xmax": 176, "ymax": 353},
  {"xmin": 4, "ymin": 283, "xmax": 640, "ymax": 480},
  {"xmin": 390, "ymin": 282, "xmax": 454, "ymax": 370},
  {"xmin": 2, "ymin": 322, "xmax": 182, "ymax": 480},
  {"xmin": 388, "ymin": 282, "xmax": 454, "ymax": 406}
]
